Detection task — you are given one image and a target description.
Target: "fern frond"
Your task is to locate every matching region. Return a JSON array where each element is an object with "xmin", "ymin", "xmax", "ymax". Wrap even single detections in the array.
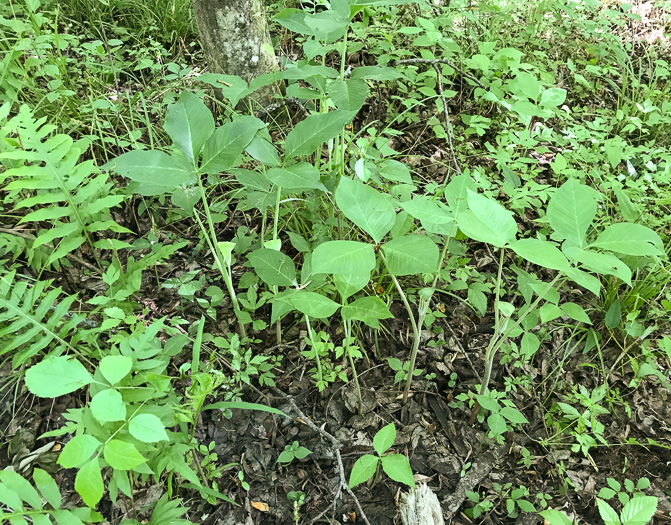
[
  {"xmin": 0, "ymin": 269, "xmax": 82, "ymax": 368},
  {"xmin": 0, "ymin": 105, "xmax": 131, "ymax": 269}
]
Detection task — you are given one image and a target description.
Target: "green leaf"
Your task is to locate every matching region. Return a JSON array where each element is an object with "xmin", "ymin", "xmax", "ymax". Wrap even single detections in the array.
[
  {"xmin": 539, "ymin": 509, "xmax": 574, "ymax": 525},
  {"xmin": 336, "ymin": 177, "xmax": 396, "ymax": 243},
  {"xmin": 58, "ymin": 435, "xmax": 101, "ymax": 468},
  {"xmin": 539, "ymin": 87, "xmax": 567, "ymax": 107},
  {"xmin": 605, "ymin": 300, "xmax": 622, "ymax": 329},
  {"xmin": 289, "ymin": 291, "xmax": 340, "ymax": 318},
  {"xmin": 597, "ymin": 498, "xmax": 622, "ymax": 525},
  {"xmin": 33, "ymin": 468, "xmax": 61, "ymax": 509},
  {"xmin": 245, "ymin": 135, "xmax": 281, "ymax": 167},
  {"xmin": 99, "ymin": 355, "xmax": 132, "ymax": 385},
  {"xmin": 564, "ymin": 247, "xmax": 632, "ymax": 285},
  {"xmin": 0, "ymin": 470, "xmax": 42, "ymax": 509},
  {"xmin": 284, "ymin": 110, "xmax": 357, "ymax": 159},
  {"xmin": 380, "ymin": 454, "xmax": 415, "ymax": 488},
  {"xmin": 613, "ymin": 186, "xmax": 640, "ymax": 222},
  {"xmin": 200, "ymin": 117, "xmax": 265, "ymax": 174},
  {"xmin": 474, "ymin": 394, "xmax": 500, "ymax": 412},
  {"xmin": 487, "ymin": 412, "xmax": 507, "ymax": 435},
  {"xmin": 341, "ymin": 296, "xmax": 393, "ymax": 329},
  {"xmin": 266, "ymin": 163, "xmax": 327, "ymax": 192},
  {"xmin": 129, "ymin": 414, "xmax": 169, "ymax": 443},
  {"xmin": 381, "ymin": 235, "xmax": 439, "ymax": 275},
  {"xmin": 373, "ymin": 423, "xmax": 396, "ymax": 455},
  {"xmin": 378, "ymin": 159, "xmax": 413, "ymax": 184},
  {"xmin": 620, "ymin": 496, "xmax": 657, "ymax": 525},
  {"xmin": 103, "ymin": 440, "xmax": 146, "ymax": 471},
  {"xmin": 348, "ymin": 454, "xmax": 379, "ymax": 489},
  {"xmin": 500, "ymin": 406, "xmax": 529, "ymax": 424},
  {"xmin": 312, "ymin": 241, "xmax": 375, "ymax": 275},
  {"xmin": 445, "ymin": 173, "xmax": 477, "ymax": 213},
  {"xmin": 561, "ymin": 302, "xmax": 592, "ymax": 324},
  {"xmin": 540, "ymin": 303, "xmax": 563, "ymax": 323},
  {"xmin": 401, "ymin": 196, "xmax": 454, "ymax": 225},
  {"xmin": 508, "ymin": 238, "xmax": 571, "ymax": 272},
  {"xmin": 164, "ymin": 91, "xmax": 214, "ymax": 165},
  {"xmin": 457, "ymin": 190, "xmax": 517, "ymax": 247},
  {"xmin": 25, "ymin": 357, "xmax": 93, "ymax": 398},
  {"xmin": 109, "ymin": 150, "xmax": 194, "ymax": 196},
  {"xmin": 546, "ymin": 178, "xmax": 596, "ymax": 248},
  {"xmin": 333, "ymin": 272, "xmax": 370, "ymax": 301},
  {"xmin": 75, "ymin": 457, "xmax": 103, "ymax": 508},
  {"xmin": 90, "ymin": 388, "xmax": 126, "ymax": 423},
  {"xmin": 328, "ymin": 79, "xmax": 368, "ymax": 111},
  {"xmin": 589, "ymin": 223, "xmax": 664, "ymax": 256},
  {"xmin": 247, "ymin": 248, "xmax": 297, "ymax": 287}
]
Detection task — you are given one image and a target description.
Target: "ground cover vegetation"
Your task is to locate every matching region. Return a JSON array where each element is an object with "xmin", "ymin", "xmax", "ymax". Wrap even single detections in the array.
[{"xmin": 0, "ymin": 0, "xmax": 670, "ymax": 523}]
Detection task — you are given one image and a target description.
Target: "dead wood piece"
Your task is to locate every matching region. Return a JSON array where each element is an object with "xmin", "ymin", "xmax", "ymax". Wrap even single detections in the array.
[
  {"xmin": 441, "ymin": 443, "xmax": 506, "ymax": 520},
  {"xmin": 399, "ymin": 483, "xmax": 445, "ymax": 525}
]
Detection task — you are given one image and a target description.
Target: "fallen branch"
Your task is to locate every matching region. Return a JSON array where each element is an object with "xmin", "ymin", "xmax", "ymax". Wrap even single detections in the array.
[{"xmin": 272, "ymin": 387, "xmax": 372, "ymax": 525}]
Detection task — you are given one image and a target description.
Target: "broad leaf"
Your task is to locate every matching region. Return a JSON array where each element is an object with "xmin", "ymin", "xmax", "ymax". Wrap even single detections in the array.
[
  {"xmin": 202, "ymin": 401, "xmax": 287, "ymax": 416},
  {"xmin": 380, "ymin": 454, "xmax": 414, "ymax": 488},
  {"xmin": 341, "ymin": 296, "xmax": 393, "ymax": 329},
  {"xmin": 103, "ymin": 440, "xmax": 146, "ymax": 471},
  {"xmin": 200, "ymin": 117, "xmax": 265, "ymax": 174},
  {"xmin": 245, "ymin": 135, "xmax": 280, "ymax": 167},
  {"xmin": 620, "ymin": 495, "xmax": 658, "ymax": 525},
  {"xmin": 373, "ymin": 423, "xmax": 396, "ymax": 455},
  {"xmin": 589, "ymin": 223, "xmax": 664, "ymax": 256},
  {"xmin": 336, "ymin": 177, "xmax": 396, "ymax": 243},
  {"xmin": 110, "ymin": 150, "xmax": 194, "ymax": 196},
  {"xmin": 508, "ymin": 238, "xmax": 570, "ymax": 272},
  {"xmin": 333, "ymin": 272, "xmax": 370, "ymax": 301},
  {"xmin": 284, "ymin": 110, "xmax": 356, "ymax": 159},
  {"xmin": 457, "ymin": 190, "xmax": 517, "ymax": 247},
  {"xmin": 25, "ymin": 357, "xmax": 93, "ymax": 398},
  {"xmin": 312, "ymin": 241, "xmax": 375, "ymax": 275},
  {"xmin": 381, "ymin": 235, "xmax": 439, "ymax": 275},
  {"xmin": 561, "ymin": 302, "xmax": 592, "ymax": 324},
  {"xmin": 90, "ymin": 388, "xmax": 126, "ymax": 423},
  {"xmin": 129, "ymin": 414, "xmax": 169, "ymax": 443},
  {"xmin": 164, "ymin": 91, "xmax": 214, "ymax": 165},
  {"xmin": 99, "ymin": 355, "xmax": 132, "ymax": 385},
  {"xmin": 348, "ymin": 454, "xmax": 379, "ymax": 489},
  {"xmin": 596, "ymin": 498, "xmax": 621, "ymax": 525},
  {"xmin": 401, "ymin": 196, "xmax": 453, "ymax": 225},
  {"xmin": 266, "ymin": 162, "xmax": 327, "ymax": 192},
  {"xmin": 328, "ymin": 79, "xmax": 369, "ymax": 111},
  {"xmin": 378, "ymin": 159, "xmax": 413, "ymax": 184},
  {"xmin": 564, "ymin": 246, "xmax": 632, "ymax": 285},
  {"xmin": 247, "ymin": 248, "xmax": 297, "ymax": 287},
  {"xmin": 445, "ymin": 173, "xmax": 476, "ymax": 213},
  {"xmin": 75, "ymin": 458, "xmax": 103, "ymax": 508},
  {"xmin": 546, "ymin": 178, "xmax": 596, "ymax": 248},
  {"xmin": 58, "ymin": 435, "xmax": 101, "ymax": 468},
  {"xmin": 289, "ymin": 291, "xmax": 340, "ymax": 318},
  {"xmin": 0, "ymin": 470, "xmax": 42, "ymax": 509}
]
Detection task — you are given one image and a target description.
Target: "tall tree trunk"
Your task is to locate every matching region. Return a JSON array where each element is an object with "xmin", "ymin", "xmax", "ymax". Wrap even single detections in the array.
[{"xmin": 191, "ymin": 0, "xmax": 280, "ymax": 108}]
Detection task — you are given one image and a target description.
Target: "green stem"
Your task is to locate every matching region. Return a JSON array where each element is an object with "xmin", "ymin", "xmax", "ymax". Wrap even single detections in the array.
[
  {"xmin": 305, "ymin": 315, "xmax": 323, "ymax": 387},
  {"xmin": 344, "ymin": 318, "xmax": 363, "ymax": 415},
  {"xmin": 479, "ymin": 274, "xmax": 562, "ymax": 396}
]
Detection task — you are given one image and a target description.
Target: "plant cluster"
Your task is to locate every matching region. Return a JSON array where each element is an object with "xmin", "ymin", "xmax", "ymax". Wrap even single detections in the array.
[{"xmin": 0, "ymin": 0, "xmax": 669, "ymax": 523}]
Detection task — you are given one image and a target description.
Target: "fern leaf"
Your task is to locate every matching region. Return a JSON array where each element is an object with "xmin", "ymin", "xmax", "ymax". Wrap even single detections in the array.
[
  {"xmin": 0, "ymin": 105, "xmax": 131, "ymax": 269},
  {"xmin": 0, "ymin": 270, "xmax": 81, "ymax": 368}
]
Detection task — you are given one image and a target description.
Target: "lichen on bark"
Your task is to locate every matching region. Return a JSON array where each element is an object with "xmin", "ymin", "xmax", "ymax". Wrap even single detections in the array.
[{"xmin": 192, "ymin": 0, "xmax": 281, "ymax": 108}]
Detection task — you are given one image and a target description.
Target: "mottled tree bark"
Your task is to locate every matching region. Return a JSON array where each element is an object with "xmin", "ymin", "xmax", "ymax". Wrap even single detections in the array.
[{"xmin": 191, "ymin": 0, "xmax": 281, "ymax": 108}]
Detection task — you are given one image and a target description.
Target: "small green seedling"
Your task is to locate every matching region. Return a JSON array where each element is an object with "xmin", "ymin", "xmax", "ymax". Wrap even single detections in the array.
[
  {"xmin": 348, "ymin": 423, "xmax": 414, "ymax": 489},
  {"xmin": 277, "ymin": 441, "xmax": 312, "ymax": 465},
  {"xmin": 288, "ymin": 491, "xmax": 306, "ymax": 524}
]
